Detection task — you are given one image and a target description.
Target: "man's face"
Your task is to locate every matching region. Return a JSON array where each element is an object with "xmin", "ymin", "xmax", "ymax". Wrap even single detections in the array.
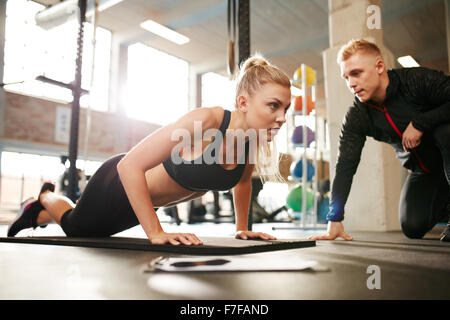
[{"xmin": 340, "ymin": 53, "xmax": 384, "ymax": 103}]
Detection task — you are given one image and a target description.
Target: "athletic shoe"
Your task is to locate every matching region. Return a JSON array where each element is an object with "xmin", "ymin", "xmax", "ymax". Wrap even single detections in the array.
[
  {"xmin": 441, "ymin": 223, "xmax": 450, "ymax": 242},
  {"xmin": 38, "ymin": 181, "xmax": 55, "ymax": 202},
  {"xmin": 7, "ymin": 198, "xmax": 43, "ymax": 237}
]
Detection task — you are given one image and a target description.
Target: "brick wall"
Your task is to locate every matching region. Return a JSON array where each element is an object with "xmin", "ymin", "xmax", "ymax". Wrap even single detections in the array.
[{"xmin": 1, "ymin": 91, "xmax": 162, "ymax": 160}]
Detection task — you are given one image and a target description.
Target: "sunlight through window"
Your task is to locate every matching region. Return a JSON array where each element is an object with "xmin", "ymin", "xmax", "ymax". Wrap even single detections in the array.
[
  {"xmin": 125, "ymin": 43, "xmax": 189, "ymax": 126},
  {"xmin": 201, "ymin": 72, "xmax": 235, "ymax": 111},
  {"xmin": 3, "ymin": 0, "xmax": 111, "ymax": 111}
]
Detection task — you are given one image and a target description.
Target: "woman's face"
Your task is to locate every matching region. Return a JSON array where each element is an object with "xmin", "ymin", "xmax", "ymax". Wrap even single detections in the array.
[{"xmin": 238, "ymin": 82, "xmax": 291, "ymax": 142}]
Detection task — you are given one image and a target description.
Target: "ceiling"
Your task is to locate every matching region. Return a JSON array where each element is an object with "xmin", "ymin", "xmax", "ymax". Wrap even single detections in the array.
[{"xmin": 32, "ymin": 0, "xmax": 449, "ymax": 114}]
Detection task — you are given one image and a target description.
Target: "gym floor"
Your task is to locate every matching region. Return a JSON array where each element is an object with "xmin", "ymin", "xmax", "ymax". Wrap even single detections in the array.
[{"xmin": 1, "ymin": 210, "xmax": 449, "ymax": 300}]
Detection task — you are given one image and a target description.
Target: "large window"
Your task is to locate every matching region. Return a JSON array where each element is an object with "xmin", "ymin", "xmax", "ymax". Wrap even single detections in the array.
[
  {"xmin": 125, "ymin": 43, "xmax": 189, "ymax": 126},
  {"xmin": 201, "ymin": 72, "xmax": 235, "ymax": 111},
  {"xmin": 0, "ymin": 151, "xmax": 102, "ymax": 209},
  {"xmin": 3, "ymin": 0, "xmax": 112, "ymax": 111}
]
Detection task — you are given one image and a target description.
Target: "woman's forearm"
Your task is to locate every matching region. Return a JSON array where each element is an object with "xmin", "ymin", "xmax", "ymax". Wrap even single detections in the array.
[
  {"xmin": 117, "ymin": 161, "xmax": 163, "ymax": 238},
  {"xmin": 233, "ymin": 181, "xmax": 252, "ymax": 231}
]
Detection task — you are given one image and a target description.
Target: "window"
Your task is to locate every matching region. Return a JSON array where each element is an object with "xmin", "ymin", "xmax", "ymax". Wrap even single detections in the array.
[
  {"xmin": 125, "ymin": 43, "xmax": 189, "ymax": 126},
  {"xmin": 3, "ymin": 0, "xmax": 112, "ymax": 111},
  {"xmin": 201, "ymin": 72, "xmax": 235, "ymax": 110},
  {"xmin": 0, "ymin": 151, "xmax": 102, "ymax": 209}
]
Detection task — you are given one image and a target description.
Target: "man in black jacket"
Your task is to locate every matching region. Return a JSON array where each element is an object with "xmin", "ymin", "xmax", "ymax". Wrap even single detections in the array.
[{"xmin": 309, "ymin": 39, "xmax": 449, "ymax": 242}]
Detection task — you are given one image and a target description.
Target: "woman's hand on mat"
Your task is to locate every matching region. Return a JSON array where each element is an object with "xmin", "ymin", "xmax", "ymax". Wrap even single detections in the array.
[
  {"xmin": 307, "ymin": 221, "xmax": 353, "ymax": 241},
  {"xmin": 150, "ymin": 231, "xmax": 203, "ymax": 246},
  {"xmin": 235, "ymin": 230, "xmax": 277, "ymax": 241}
]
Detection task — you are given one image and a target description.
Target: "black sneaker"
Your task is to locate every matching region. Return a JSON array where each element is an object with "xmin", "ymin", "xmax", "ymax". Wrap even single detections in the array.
[
  {"xmin": 38, "ymin": 181, "xmax": 55, "ymax": 202},
  {"xmin": 441, "ymin": 223, "xmax": 450, "ymax": 242},
  {"xmin": 36, "ymin": 182, "xmax": 55, "ymax": 230},
  {"xmin": 7, "ymin": 198, "xmax": 43, "ymax": 237}
]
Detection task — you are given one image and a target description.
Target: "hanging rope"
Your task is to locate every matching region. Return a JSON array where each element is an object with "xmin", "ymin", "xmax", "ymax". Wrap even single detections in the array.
[
  {"xmin": 80, "ymin": 0, "xmax": 99, "ymax": 193},
  {"xmin": 237, "ymin": 0, "xmax": 250, "ymax": 66},
  {"xmin": 67, "ymin": 0, "xmax": 87, "ymax": 202},
  {"xmin": 227, "ymin": 0, "xmax": 237, "ymax": 77}
]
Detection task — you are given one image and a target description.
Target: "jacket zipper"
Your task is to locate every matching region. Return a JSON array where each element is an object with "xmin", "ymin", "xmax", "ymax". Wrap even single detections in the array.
[{"xmin": 364, "ymin": 102, "xmax": 431, "ymax": 173}]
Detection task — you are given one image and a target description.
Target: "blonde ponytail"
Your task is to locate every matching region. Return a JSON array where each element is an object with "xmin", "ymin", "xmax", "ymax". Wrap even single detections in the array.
[{"xmin": 235, "ymin": 53, "xmax": 291, "ymax": 183}]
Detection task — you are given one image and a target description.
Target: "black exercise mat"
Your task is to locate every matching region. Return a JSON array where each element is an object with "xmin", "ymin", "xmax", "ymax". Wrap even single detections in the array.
[{"xmin": 0, "ymin": 236, "xmax": 315, "ymax": 255}]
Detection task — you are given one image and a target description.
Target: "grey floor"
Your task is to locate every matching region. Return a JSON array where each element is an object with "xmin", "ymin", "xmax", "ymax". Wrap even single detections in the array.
[{"xmin": 0, "ymin": 212, "xmax": 449, "ymax": 300}]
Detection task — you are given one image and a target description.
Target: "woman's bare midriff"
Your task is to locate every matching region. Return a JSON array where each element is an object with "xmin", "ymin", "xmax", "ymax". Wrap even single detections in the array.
[
  {"xmin": 144, "ymin": 163, "xmax": 206, "ymax": 208},
  {"xmin": 143, "ymin": 108, "xmax": 245, "ymax": 208},
  {"xmin": 143, "ymin": 152, "xmax": 242, "ymax": 208}
]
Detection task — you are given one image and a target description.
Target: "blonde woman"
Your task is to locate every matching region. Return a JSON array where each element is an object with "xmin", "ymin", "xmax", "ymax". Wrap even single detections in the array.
[{"xmin": 8, "ymin": 54, "xmax": 292, "ymax": 245}]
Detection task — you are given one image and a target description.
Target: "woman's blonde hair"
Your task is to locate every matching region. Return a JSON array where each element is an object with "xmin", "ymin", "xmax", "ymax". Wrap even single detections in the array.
[
  {"xmin": 234, "ymin": 53, "xmax": 291, "ymax": 183},
  {"xmin": 337, "ymin": 39, "xmax": 382, "ymax": 63}
]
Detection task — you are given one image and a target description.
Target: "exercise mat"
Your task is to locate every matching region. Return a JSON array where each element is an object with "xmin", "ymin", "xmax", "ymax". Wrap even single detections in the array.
[
  {"xmin": 147, "ymin": 255, "xmax": 329, "ymax": 272},
  {"xmin": 0, "ymin": 236, "xmax": 315, "ymax": 255}
]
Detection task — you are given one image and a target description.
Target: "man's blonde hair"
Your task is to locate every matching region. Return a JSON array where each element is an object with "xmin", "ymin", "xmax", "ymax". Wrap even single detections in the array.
[{"xmin": 337, "ymin": 39, "xmax": 382, "ymax": 63}]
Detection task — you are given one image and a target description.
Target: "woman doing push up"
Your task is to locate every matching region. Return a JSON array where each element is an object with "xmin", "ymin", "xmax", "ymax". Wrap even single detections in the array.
[{"xmin": 7, "ymin": 54, "xmax": 292, "ymax": 245}]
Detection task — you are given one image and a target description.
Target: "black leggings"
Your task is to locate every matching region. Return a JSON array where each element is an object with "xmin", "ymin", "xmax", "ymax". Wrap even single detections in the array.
[
  {"xmin": 60, "ymin": 154, "xmax": 141, "ymax": 237},
  {"xmin": 399, "ymin": 123, "xmax": 450, "ymax": 239}
]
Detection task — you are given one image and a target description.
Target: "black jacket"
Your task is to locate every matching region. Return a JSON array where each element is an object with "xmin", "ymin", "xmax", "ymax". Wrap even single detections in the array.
[{"xmin": 327, "ymin": 67, "xmax": 450, "ymax": 222}]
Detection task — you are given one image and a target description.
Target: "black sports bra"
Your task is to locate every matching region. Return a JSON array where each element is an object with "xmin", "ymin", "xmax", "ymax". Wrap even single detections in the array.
[{"xmin": 162, "ymin": 110, "xmax": 249, "ymax": 192}]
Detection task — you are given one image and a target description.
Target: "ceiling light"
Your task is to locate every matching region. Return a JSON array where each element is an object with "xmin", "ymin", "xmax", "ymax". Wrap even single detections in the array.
[
  {"xmin": 94, "ymin": 0, "xmax": 122, "ymax": 13},
  {"xmin": 397, "ymin": 55, "xmax": 420, "ymax": 68},
  {"xmin": 140, "ymin": 19, "xmax": 190, "ymax": 45}
]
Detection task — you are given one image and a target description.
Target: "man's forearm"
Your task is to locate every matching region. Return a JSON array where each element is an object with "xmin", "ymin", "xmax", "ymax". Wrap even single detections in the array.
[{"xmin": 412, "ymin": 102, "xmax": 450, "ymax": 132}]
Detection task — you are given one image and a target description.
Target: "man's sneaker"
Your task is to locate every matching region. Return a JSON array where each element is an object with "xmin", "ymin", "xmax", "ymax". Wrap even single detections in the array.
[
  {"xmin": 441, "ymin": 223, "xmax": 450, "ymax": 242},
  {"xmin": 7, "ymin": 198, "xmax": 43, "ymax": 237}
]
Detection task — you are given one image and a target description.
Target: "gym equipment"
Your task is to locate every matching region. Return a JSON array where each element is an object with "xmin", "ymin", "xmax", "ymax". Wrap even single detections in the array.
[
  {"xmin": 187, "ymin": 191, "xmax": 235, "ymax": 224},
  {"xmin": 291, "ymin": 125, "xmax": 315, "ymax": 147},
  {"xmin": 35, "ymin": 76, "xmax": 89, "ymax": 95},
  {"xmin": 227, "ymin": 0, "xmax": 250, "ymax": 70},
  {"xmin": 291, "ymin": 159, "xmax": 315, "ymax": 182},
  {"xmin": 81, "ymin": 0, "xmax": 100, "ymax": 187},
  {"xmin": 275, "ymin": 63, "xmax": 324, "ymax": 231},
  {"xmin": 318, "ymin": 179, "xmax": 330, "ymax": 195},
  {"xmin": 163, "ymin": 206, "xmax": 181, "ymax": 225},
  {"xmin": 292, "ymin": 65, "xmax": 316, "ymax": 87},
  {"xmin": 227, "ymin": 0, "xmax": 237, "ymax": 76},
  {"xmin": 250, "ymin": 178, "xmax": 288, "ymax": 223},
  {"xmin": 294, "ymin": 95, "xmax": 315, "ymax": 115},
  {"xmin": 238, "ymin": 0, "xmax": 250, "ymax": 65},
  {"xmin": 286, "ymin": 185, "xmax": 314, "ymax": 212},
  {"xmin": 60, "ymin": 168, "xmax": 83, "ymax": 200},
  {"xmin": 278, "ymin": 153, "xmax": 294, "ymax": 180},
  {"xmin": 317, "ymin": 195, "xmax": 329, "ymax": 224},
  {"xmin": 34, "ymin": 1, "xmax": 98, "ymax": 202},
  {"xmin": 67, "ymin": 0, "xmax": 87, "ymax": 202},
  {"xmin": 0, "ymin": 236, "xmax": 315, "ymax": 255}
]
